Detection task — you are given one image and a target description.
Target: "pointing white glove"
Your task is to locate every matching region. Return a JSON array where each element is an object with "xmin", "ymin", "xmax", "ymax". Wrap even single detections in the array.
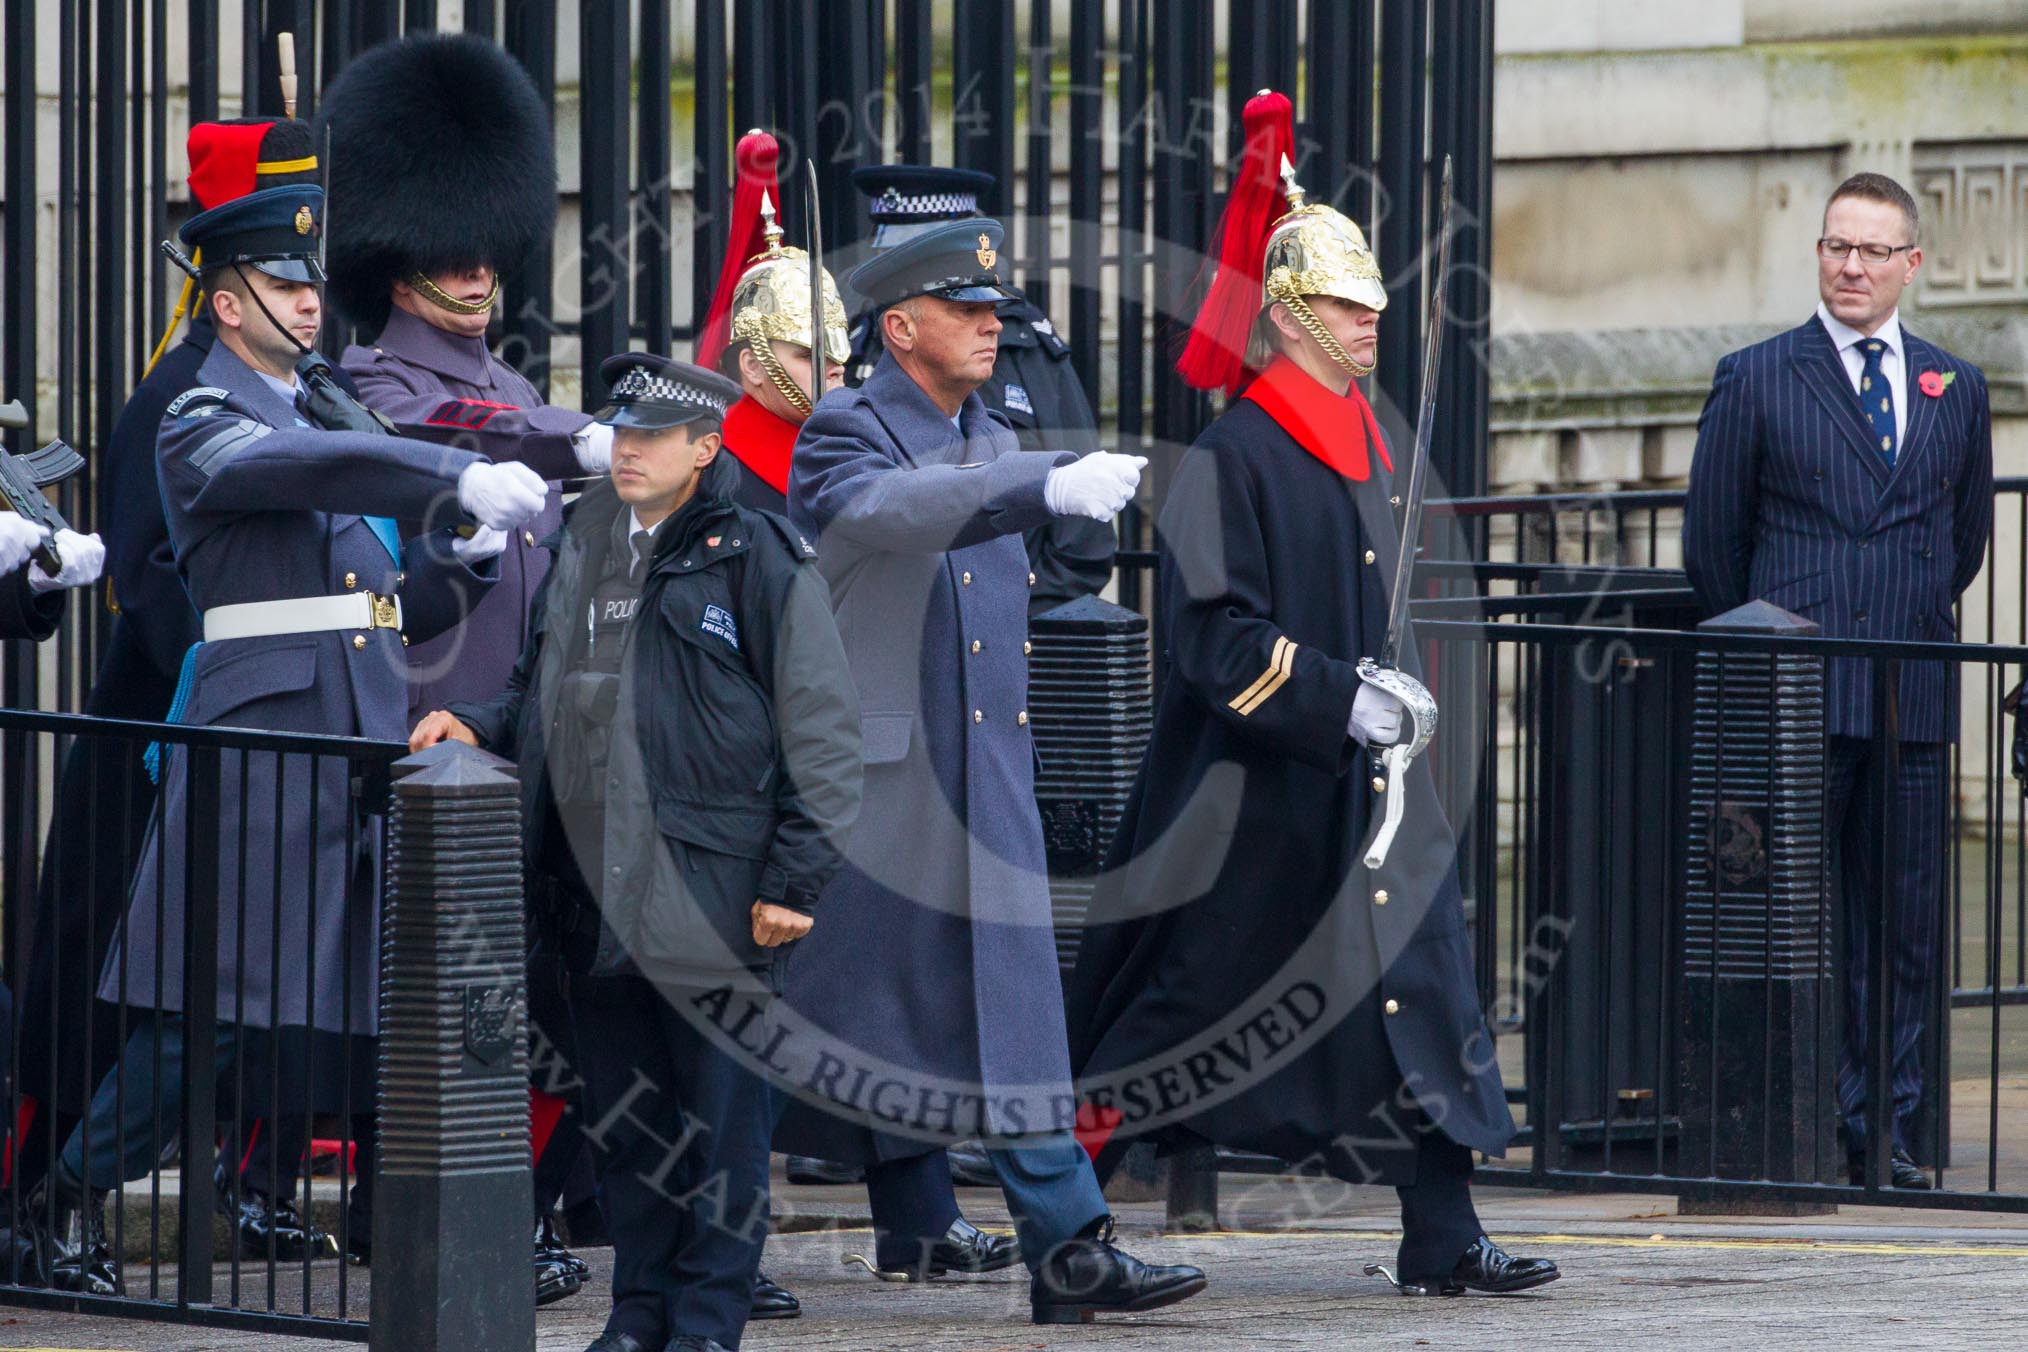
[
  {"xmin": 457, "ymin": 460, "xmax": 549, "ymax": 531},
  {"xmin": 1044, "ymin": 452, "xmax": 1147, "ymax": 521},
  {"xmin": 27, "ymin": 529, "xmax": 104, "ymax": 594},
  {"xmin": 572, "ymin": 421, "xmax": 615, "ymax": 474},
  {"xmin": 0, "ymin": 514, "xmax": 46, "ymax": 577},
  {"xmin": 1349, "ymin": 679, "xmax": 1405, "ymax": 746},
  {"xmin": 452, "ymin": 524, "xmax": 508, "ymax": 567}
]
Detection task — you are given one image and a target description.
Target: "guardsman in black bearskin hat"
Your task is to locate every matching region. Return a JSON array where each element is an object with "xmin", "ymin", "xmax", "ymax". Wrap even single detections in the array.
[
  {"xmin": 1064, "ymin": 90, "xmax": 1561, "ymax": 1299},
  {"xmin": 694, "ymin": 129, "xmax": 849, "ymax": 520},
  {"xmin": 845, "ymin": 164, "xmax": 1116, "ymax": 618},
  {"xmin": 320, "ymin": 33, "xmax": 612, "ymax": 1301}
]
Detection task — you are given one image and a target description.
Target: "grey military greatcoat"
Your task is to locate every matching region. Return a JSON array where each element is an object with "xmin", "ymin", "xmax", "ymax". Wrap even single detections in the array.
[
  {"xmin": 343, "ymin": 306, "xmax": 593, "ymax": 721},
  {"xmin": 98, "ymin": 340, "xmax": 494, "ymax": 1040},
  {"xmin": 778, "ymin": 354, "xmax": 1078, "ymax": 1159}
]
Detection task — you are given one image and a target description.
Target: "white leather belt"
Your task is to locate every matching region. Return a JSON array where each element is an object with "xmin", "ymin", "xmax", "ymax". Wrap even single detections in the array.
[{"xmin": 203, "ymin": 592, "xmax": 404, "ymax": 642}]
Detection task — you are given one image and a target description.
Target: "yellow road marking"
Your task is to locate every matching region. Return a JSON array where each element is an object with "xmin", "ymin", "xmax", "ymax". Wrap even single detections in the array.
[{"xmin": 1177, "ymin": 1228, "xmax": 2028, "ymax": 1258}]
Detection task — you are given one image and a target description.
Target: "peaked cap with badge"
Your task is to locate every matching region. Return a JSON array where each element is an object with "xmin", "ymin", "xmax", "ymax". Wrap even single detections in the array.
[
  {"xmin": 595, "ymin": 353, "xmax": 739, "ymax": 430},
  {"xmin": 319, "ymin": 32, "xmax": 557, "ymax": 334}
]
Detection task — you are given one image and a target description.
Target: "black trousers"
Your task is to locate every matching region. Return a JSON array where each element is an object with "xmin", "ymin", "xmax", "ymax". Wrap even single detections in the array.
[
  {"xmin": 1394, "ymin": 1129, "xmax": 1484, "ymax": 1282},
  {"xmin": 1825, "ymin": 737, "xmax": 1946, "ymax": 1152},
  {"xmin": 864, "ymin": 1150, "xmax": 961, "ymax": 1270},
  {"xmin": 574, "ymin": 977, "xmax": 773, "ymax": 1351}
]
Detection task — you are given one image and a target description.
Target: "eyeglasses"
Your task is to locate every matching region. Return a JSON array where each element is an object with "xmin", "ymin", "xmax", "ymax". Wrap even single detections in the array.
[{"xmin": 1818, "ymin": 237, "xmax": 1916, "ymax": 265}]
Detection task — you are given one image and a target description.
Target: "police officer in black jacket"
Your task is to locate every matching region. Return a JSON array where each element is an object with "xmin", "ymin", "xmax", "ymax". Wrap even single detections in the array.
[{"xmin": 412, "ymin": 355, "xmax": 861, "ymax": 1352}]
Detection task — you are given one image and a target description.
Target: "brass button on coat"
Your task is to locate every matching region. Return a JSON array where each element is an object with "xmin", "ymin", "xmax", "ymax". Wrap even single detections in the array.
[
  {"xmin": 523, "ymin": 530, "xmax": 536, "ymax": 546},
  {"xmin": 1364, "ymin": 549, "xmax": 1376, "ymax": 565},
  {"xmin": 1374, "ymin": 889, "xmax": 1390, "ymax": 905},
  {"xmin": 352, "ymin": 634, "xmax": 368, "ymax": 650},
  {"xmin": 1384, "ymin": 998, "xmax": 1400, "ymax": 1015},
  {"xmin": 1027, "ymin": 571, "xmax": 1036, "ymax": 587},
  {"xmin": 1371, "ymin": 776, "xmax": 1387, "ymax": 793},
  {"xmin": 971, "ymin": 640, "xmax": 982, "ymax": 654},
  {"xmin": 1017, "ymin": 711, "xmax": 1028, "ymax": 726},
  {"xmin": 962, "ymin": 571, "xmax": 973, "ymax": 585},
  {"xmin": 973, "ymin": 710, "xmax": 984, "ymax": 724},
  {"xmin": 1022, "ymin": 641, "xmax": 1032, "ymax": 656},
  {"xmin": 343, "ymin": 571, "xmax": 357, "ymax": 589}
]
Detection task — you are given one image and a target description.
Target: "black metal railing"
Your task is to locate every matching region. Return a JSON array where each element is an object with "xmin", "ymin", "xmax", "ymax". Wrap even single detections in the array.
[
  {"xmin": 1418, "ymin": 612, "xmax": 2028, "ymax": 1211},
  {"xmin": 0, "ymin": 707, "xmax": 402, "ymax": 1336}
]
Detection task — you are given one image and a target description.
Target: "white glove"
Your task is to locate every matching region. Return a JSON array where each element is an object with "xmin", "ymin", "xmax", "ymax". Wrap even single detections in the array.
[
  {"xmin": 27, "ymin": 529, "xmax": 104, "ymax": 594},
  {"xmin": 1044, "ymin": 452, "xmax": 1147, "ymax": 521},
  {"xmin": 572, "ymin": 421, "xmax": 614, "ymax": 474},
  {"xmin": 1349, "ymin": 679, "xmax": 1405, "ymax": 746},
  {"xmin": 452, "ymin": 524, "xmax": 508, "ymax": 567},
  {"xmin": 457, "ymin": 460, "xmax": 548, "ymax": 531},
  {"xmin": 0, "ymin": 513, "xmax": 46, "ymax": 577}
]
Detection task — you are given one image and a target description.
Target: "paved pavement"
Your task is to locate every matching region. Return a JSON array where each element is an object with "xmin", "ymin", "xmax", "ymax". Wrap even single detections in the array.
[{"xmin": 2, "ymin": 1183, "xmax": 2026, "ymax": 1350}]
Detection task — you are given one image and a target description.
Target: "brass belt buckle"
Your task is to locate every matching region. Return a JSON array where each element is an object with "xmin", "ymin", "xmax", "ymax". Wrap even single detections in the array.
[{"xmin": 369, "ymin": 593, "xmax": 401, "ymax": 630}]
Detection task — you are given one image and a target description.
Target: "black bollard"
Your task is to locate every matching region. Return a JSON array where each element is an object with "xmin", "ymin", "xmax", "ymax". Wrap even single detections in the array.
[
  {"xmin": 1680, "ymin": 600, "xmax": 1839, "ymax": 1212},
  {"xmin": 1029, "ymin": 595, "xmax": 1154, "ymax": 974},
  {"xmin": 370, "ymin": 742, "xmax": 534, "ymax": 1351}
]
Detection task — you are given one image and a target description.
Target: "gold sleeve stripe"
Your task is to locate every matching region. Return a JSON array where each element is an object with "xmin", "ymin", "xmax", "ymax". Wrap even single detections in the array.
[
  {"xmin": 1230, "ymin": 635, "xmax": 1297, "ymax": 716},
  {"xmin": 255, "ymin": 155, "xmax": 319, "ymax": 174}
]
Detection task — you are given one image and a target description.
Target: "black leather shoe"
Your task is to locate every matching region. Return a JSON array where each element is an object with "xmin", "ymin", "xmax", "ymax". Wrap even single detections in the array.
[
  {"xmin": 871, "ymin": 1216, "xmax": 1022, "ymax": 1281},
  {"xmin": 664, "ymin": 1339, "xmax": 731, "ymax": 1352},
  {"xmin": 215, "ymin": 1179, "xmax": 338, "ymax": 1262},
  {"xmin": 784, "ymin": 1154, "xmax": 865, "ymax": 1185},
  {"xmin": 538, "ymin": 1212, "xmax": 591, "ymax": 1279},
  {"xmin": 751, "ymin": 1269, "xmax": 801, "ymax": 1319},
  {"xmin": 28, "ymin": 1182, "xmax": 121, "ymax": 1296},
  {"xmin": 535, "ymin": 1243, "xmax": 583, "ymax": 1306},
  {"xmin": 1847, "ymin": 1146, "xmax": 1932, "ymax": 1189},
  {"xmin": 345, "ymin": 1231, "xmax": 372, "ymax": 1266},
  {"xmin": 1389, "ymin": 1235, "xmax": 1559, "ymax": 1296},
  {"xmin": 583, "ymin": 1334, "xmax": 648, "ymax": 1352},
  {"xmin": 1030, "ymin": 1217, "xmax": 1206, "ymax": 1324},
  {"xmin": 947, "ymin": 1139, "xmax": 1001, "ymax": 1188}
]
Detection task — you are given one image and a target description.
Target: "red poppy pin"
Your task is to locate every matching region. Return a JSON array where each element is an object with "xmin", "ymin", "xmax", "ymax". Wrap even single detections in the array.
[{"xmin": 1918, "ymin": 369, "xmax": 1955, "ymax": 398}]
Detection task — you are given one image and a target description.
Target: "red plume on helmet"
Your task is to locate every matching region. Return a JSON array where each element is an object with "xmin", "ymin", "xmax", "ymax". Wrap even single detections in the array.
[
  {"xmin": 1176, "ymin": 89, "xmax": 1295, "ymax": 396},
  {"xmin": 695, "ymin": 129, "xmax": 783, "ymax": 368}
]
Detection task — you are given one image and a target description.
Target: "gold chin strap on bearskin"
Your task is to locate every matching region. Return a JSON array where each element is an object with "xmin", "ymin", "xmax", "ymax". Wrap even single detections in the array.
[
  {"xmin": 1263, "ymin": 157, "xmax": 1386, "ymax": 379},
  {"xmin": 729, "ymin": 189, "xmax": 850, "ymax": 417},
  {"xmin": 407, "ymin": 270, "xmax": 501, "ymax": 316}
]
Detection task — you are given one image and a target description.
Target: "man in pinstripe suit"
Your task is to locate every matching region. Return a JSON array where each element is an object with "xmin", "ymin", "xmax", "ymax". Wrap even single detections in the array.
[{"xmin": 1684, "ymin": 172, "xmax": 1994, "ymax": 1189}]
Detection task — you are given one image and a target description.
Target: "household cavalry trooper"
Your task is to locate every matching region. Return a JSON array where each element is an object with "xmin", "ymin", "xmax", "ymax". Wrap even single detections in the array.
[
  {"xmin": 1062, "ymin": 90, "xmax": 1561, "ymax": 1298},
  {"xmin": 411, "ymin": 355, "xmax": 863, "ymax": 1352},
  {"xmin": 685, "ymin": 127, "xmax": 849, "ymax": 1321},
  {"xmin": 693, "ymin": 128, "xmax": 849, "ymax": 519},
  {"xmin": 43, "ymin": 177, "xmax": 550, "ymax": 1292},
  {"xmin": 845, "ymin": 164, "xmax": 1116, "ymax": 617},
  {"xmin": 320, "ymin": 30, "xmax": 607, "ymax": 1298},
  {"xmin": 783, "ymin": 215, "xmax": 1206, "ymax": 1325}
]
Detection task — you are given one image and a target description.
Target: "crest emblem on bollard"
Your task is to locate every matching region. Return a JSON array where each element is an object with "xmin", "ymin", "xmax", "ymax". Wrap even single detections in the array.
[{"xmin": 464, "ymin": 984, "xmax": 518, "ymax": 1066}]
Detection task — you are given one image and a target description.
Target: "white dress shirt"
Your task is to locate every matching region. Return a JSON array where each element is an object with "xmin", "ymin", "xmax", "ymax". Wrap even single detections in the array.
[{"xmin": 1816, "ymin": 301, "xmax": 1908, "ymax": 449}]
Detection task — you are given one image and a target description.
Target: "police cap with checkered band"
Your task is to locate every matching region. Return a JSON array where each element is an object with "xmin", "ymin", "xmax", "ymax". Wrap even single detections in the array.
[{"xmin": 594, "ymin": 353, "xmax": 741, "ymax": 430}]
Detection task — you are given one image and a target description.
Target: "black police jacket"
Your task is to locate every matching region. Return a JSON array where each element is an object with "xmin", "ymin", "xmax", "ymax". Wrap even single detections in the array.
[{"xmin": 452, "ymin": 455, "xmax": 862, "ymax": 982}]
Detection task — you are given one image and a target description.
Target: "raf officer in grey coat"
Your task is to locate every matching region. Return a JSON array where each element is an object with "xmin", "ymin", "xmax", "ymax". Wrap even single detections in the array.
[
  {"xmin": 52, "ymin": 184, "xmax": 549, "ymax": 1241},
  {"xmin": 783, "ymin": 219, "xmax": 1205, "ymax": 1325}
]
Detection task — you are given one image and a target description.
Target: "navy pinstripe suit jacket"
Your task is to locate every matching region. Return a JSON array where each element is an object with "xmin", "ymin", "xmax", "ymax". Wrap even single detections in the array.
[{"xmin": 1683, "ymin": 313, "xmax": 1993, "ymax": 742}]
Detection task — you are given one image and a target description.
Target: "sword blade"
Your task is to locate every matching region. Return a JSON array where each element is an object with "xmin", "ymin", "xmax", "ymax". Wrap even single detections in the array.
[
  {"xmin": 1380, "ymin": 155, "xmax": 1454, "ymax": 669},
  {"xmin": 806, "ymin": 159, "xmax": 825, "ymax": 410}
]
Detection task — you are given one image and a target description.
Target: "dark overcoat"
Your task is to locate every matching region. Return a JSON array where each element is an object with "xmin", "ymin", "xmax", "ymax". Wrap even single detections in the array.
[
  {"xmin": 1682, "ymin": 314, "xmax": 1993, "ymax": 740},
  {"xmin": 850, "ymin": 292, "xmax": 1115, "ymax": 615},
  {"xmin": 777, "ymin": 355, "xmax": 1078, "ymax": 1158},
  {"xmin": 343, "ymin": 306, "xmax": 591, "ymax": 722},
  {"xmin": 0, "ymin": 572, "xmax": 60, "ymax": 641},
  {"xmin": 97, "ymin": 340, "xmax": 493, "ymax": 1040},
  {"xmin": 1064, "ymin": 371, "xmax": 1513, "ymax": 1186}
]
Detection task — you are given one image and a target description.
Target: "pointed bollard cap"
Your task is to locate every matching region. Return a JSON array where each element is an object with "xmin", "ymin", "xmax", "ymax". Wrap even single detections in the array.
[
  {"xmin": 392, "ymin": 737, "xmax": 517, "ymax": 786},
  {"xmin": 1696, "ymin": 598, "xmax": 1820, "ymax": 637}
]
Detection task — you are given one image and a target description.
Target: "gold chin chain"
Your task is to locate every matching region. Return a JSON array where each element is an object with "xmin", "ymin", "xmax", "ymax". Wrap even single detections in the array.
[
  {"xmin": 407, "ymin": 270, "xmax": 500, "ymax": 316},
  {"xmin": 750, "ymin": 336, "xmax": 812, "ymax": 417},
  {"xmin": 1272, "ymin": 285, "xmax": 1375, "ymax": 379}
]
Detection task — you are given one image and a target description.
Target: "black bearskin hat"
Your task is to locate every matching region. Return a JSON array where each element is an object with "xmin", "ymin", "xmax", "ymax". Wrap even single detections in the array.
[{"xmin": 318, "ymin": 34, "xmax": 556, "ymax": 334}]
